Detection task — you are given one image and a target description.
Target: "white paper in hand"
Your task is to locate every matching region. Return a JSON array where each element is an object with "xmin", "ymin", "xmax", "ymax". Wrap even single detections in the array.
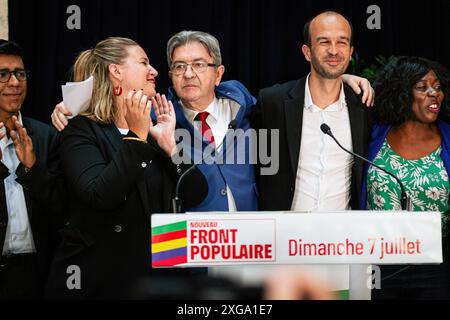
[{"xmin": 62, "ymin": 76, "xmax": 94, "ymax": 118}]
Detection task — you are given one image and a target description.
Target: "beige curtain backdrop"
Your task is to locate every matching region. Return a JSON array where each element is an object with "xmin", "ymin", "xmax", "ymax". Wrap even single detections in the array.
[{"xmin": 0, "ymin": 0, "xmax": 8, "ymax": 39}]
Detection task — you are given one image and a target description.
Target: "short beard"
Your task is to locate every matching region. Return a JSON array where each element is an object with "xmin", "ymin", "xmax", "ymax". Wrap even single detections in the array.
[{"xmin": 311, "ymin": 57, "xmax": 347, "ymax": 80}]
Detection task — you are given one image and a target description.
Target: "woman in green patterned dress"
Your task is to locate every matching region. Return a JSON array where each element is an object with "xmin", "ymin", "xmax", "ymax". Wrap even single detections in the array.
[{"xmin": 361, "ymin": 56, "xmax": 450, "ymax": 299}]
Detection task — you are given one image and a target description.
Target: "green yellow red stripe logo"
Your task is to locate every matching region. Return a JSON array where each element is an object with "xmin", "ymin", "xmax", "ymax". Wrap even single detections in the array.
[{"xmin": 151, "ymin": 221, "xmax": 187, "ymax": 267}]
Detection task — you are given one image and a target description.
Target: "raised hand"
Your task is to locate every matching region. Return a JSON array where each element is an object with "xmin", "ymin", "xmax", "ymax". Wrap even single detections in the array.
[
  {"xmin": 9, "ymin": 116, "xmax": 36, "ymax": 169},
  {"xmin": 51, "ymin": 102, "xmax": 73, "ymax": 132},
  {"xmin": 150, "ymin": 94, "xmax": 177, "ymax": 156},
  {"xmin": 123, "ymin": 89, "xmax": 151, "ymax": 141}
]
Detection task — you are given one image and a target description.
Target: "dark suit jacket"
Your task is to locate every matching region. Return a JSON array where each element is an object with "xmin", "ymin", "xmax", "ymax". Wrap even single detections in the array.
[
  {"xmin": 252, "ymin": 77, "xmax": 371, "ymax": 211},
  {"xmin": 45, "ymin": 116, "xmax": 207, "ymax": 299},
  {"xmin": 0, "ymin": 116, "xmax": 67, "ymax": 290}
]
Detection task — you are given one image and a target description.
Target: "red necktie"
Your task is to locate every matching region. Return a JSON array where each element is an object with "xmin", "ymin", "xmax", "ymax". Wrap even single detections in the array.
[{"xmin": 196, "ymin": 112, "xmax": 215, "ymax": 146}]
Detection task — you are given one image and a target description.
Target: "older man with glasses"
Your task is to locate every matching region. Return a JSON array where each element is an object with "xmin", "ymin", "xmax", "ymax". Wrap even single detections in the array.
[
  {"xmin": 164, "ymin": 30, "xmax": 259, "ymax": 213},
  {"xmin": 0, "ymin": 39, "xmax": 66, "ymax": 299}
]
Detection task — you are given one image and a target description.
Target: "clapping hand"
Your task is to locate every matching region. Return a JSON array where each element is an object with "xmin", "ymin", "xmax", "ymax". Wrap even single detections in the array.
[
  {"xmin": 124, "ymin": 89, "xmax": 151, "ymax": 141},
  {"xmin": 9, "ymin": 116, "xmax": 36, "ymax": 169}
]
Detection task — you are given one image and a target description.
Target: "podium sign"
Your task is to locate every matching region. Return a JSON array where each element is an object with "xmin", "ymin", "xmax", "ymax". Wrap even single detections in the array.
[{"xmin": 151, "ymin": 211, "xmax": 442, "ymax": 267}]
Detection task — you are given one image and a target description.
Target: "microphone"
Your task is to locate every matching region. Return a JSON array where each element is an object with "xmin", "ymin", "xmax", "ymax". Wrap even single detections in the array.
[
  {"xmin": 320, "ymin": 123, "xmax": 411, "ymax": 211},
  {"xmin": 172, "ymin": 120, "xmax": 238, "ymax": 213}
]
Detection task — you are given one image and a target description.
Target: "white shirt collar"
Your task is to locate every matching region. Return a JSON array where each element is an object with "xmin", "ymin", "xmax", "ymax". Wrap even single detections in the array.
[
  {"xmin": 181, "ymin": 97, "xmax": 219, "ymax": 125},
  {"xmin": 304, "ymin": 73, "xmax": 346, "ymax": 111}
]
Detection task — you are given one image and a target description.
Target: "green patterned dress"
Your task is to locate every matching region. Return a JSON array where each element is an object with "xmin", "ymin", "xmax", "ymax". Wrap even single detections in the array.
[{"xmin": 367, "ymin": 140, "xmax": 450, "ymax": 236}]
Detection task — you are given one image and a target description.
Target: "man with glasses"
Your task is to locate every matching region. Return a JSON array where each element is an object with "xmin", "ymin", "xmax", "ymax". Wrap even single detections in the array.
[
  {"xmin": 165, "ymin": 30, "xmax": 258, "ymax": 212},
  {"xmin": 0, "ymin": 39, "xmax": 66, "ymax": 299}
]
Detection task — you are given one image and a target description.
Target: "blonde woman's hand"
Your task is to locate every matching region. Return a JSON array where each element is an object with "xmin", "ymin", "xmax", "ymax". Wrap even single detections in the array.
[
  {"xmin": 51, "ymin": 102, "xmax": 73, "ymax": 132},
  {"xmin": 124, "ymin": 90, "xmax": 151, "ymax": 141},
  {"xmin": 150, "ymin": 94, "xmax": 177, "ymax": 156}
]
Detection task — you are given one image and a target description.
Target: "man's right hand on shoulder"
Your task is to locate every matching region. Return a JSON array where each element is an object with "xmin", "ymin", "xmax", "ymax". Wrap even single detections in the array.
[{"xmin": 51, "ymin": 102, "xmax": 72, "ymax": 132}]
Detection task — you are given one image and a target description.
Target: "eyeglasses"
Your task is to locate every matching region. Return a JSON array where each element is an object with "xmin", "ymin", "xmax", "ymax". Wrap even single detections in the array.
[
  {"xmin": 0, "ymin": 69, "xmax": 30, "ymax": 83},
  {"xmin": 170, "ymin": 61, "xmax": 218, "ymax": 75}
]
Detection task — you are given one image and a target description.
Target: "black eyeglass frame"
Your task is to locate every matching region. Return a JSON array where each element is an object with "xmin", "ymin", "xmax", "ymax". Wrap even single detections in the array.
[{"xmin": 0, "ymin": 69, "xmax": 30, "ymax": 83}]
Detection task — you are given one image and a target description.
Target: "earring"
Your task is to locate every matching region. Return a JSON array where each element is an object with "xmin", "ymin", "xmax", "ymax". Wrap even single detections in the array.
[{"xmin": 113, "ymin": 85, "xmax": 123, "ymax": 96}]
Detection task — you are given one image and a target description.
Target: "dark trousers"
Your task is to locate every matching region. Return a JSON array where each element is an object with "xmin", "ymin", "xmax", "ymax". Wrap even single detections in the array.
[
  {"xmin": 0, "ymin": 253, "xmax": 42, "ymax": 299},
  {"xmin": 372, "ymin": 263, "xmax": 450, "ymax": 300},
  {"xmin": 372, "ymin": 239, "xmax": 450, "ymax": 300}
]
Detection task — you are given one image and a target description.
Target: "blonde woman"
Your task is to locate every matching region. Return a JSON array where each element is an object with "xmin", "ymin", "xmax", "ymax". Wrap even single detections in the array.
[{"xmin": 45, "ymin": 38, "xmax": 206, "ymax": 299}]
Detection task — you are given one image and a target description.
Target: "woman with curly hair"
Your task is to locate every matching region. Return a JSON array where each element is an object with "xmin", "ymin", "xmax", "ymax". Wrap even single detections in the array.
[{"xmin": 361, "ymin": 56, "xmax": 450, "ymax": 299}]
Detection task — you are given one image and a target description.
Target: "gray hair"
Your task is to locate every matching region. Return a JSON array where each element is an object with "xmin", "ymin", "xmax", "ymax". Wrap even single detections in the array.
[{"xmin": 166, "ymin": 30, "xmax": 222, "ymax": 67}]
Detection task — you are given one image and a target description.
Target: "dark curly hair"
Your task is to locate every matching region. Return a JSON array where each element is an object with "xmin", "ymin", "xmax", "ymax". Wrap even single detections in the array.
[{"xmin": 373, "ymin": 56, "xmax": 450, "ymax": 125}]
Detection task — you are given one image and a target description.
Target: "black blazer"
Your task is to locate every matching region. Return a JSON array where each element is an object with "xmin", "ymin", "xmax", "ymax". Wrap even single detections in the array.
[
  {"xmin": 252, "ymin": 77, "xmax": 371, "ymax": 211},
  {"xmin": 0, "ymin": 116, "xmax": 67, "ymax": 290},
  {"xmin": 45, "ymin": 116, "xmax": 206, "ymax": 299}
]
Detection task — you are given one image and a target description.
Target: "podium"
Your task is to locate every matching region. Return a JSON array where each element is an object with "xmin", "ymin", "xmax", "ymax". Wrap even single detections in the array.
[{"xmin": 151, "ymin": 211, "xmax": 442, "ymax": 300}]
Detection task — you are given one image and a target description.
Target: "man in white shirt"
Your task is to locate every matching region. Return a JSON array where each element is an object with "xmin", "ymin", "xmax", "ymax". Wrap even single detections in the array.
[
  {"xmin": 254, "ymin": 10, "xmax": 370, "ymax": 214},
  {"xmin": 253, "ymin": 11, "xmax": 371, "ymax": 293},
  {"xmin": 0, "ymin": 39, "xmax": 66, "ymax": 299}
]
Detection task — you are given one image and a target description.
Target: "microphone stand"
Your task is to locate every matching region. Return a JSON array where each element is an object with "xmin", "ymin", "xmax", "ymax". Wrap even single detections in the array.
[
  {"xmin": 172, "ymin": 120, "xmax": 238, "ymax": 213},
  {"xmin": 320, "ymin": 123, "xmax": 412, "ymax": 211}
]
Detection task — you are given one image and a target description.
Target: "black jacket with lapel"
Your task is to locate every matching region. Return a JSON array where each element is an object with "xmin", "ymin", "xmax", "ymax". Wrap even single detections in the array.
[
  {"xmin": 45, "ymin": 116, "xmax": 207, "ymax": 299},
  {"xmin": 252, "ymin": 77, "xmax": 370, "ymax": 211}
]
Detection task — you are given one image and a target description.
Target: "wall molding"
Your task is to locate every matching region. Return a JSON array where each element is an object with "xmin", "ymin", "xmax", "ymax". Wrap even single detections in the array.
[{"xmin": 0, "ymin": 0, "xmax": 8, "ymax": 40}]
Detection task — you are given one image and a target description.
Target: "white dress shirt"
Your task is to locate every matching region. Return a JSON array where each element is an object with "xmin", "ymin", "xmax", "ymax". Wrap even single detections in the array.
[
  {"xmin": 181, "ymin": 97, "xmax": 241, "ymax": 212},
  {"xmin": 291, "ymin": 75, "xmax": 354, "ymax": 212},
  {"xmin": 1, "ymin": 113, "xmax": 36, "ymax": 255},
  {"xmin": 289, "ymin": 75, "xmax": 354, "ymax": 292}
]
